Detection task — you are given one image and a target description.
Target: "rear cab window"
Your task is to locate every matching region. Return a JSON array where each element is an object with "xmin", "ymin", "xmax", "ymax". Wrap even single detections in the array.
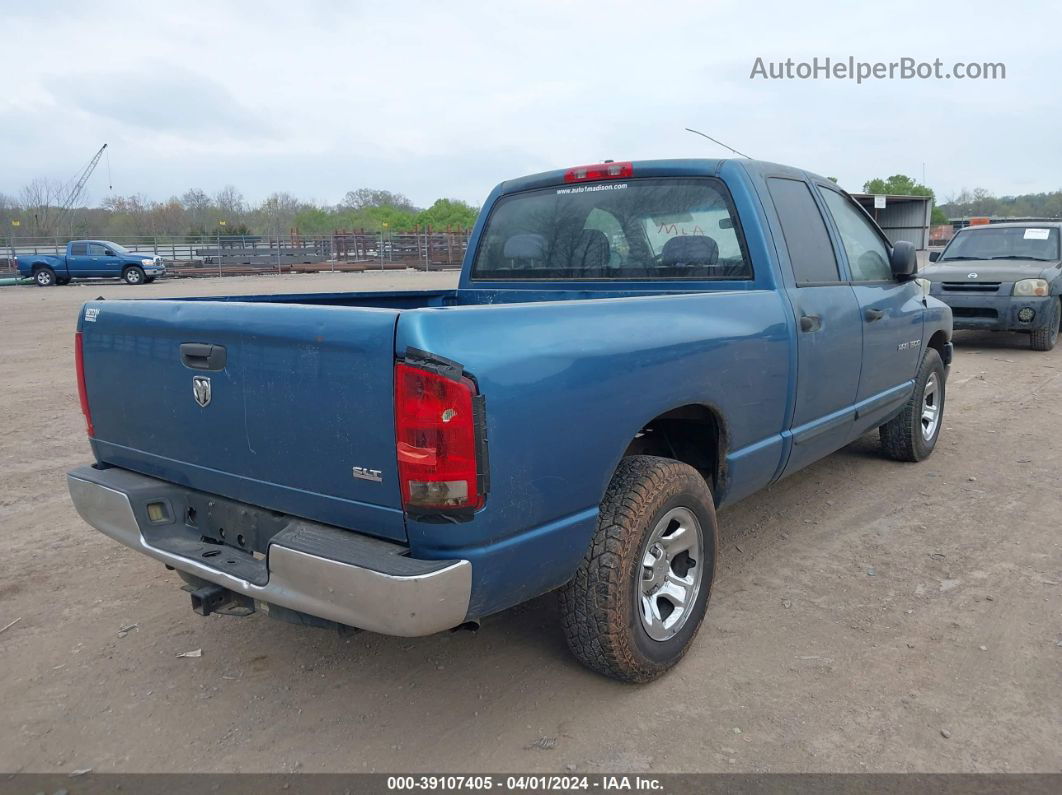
[{"xmin": 470, "ymin": 178, "xmax": 752, "ymax": 281}]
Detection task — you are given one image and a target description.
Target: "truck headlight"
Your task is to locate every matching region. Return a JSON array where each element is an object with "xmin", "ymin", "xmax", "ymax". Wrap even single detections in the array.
[
  {"xmin": 141, "ymin": 258, "xmax": 154, "ymax": 266},
  {"xmin": 1014, "ymin": 279, "xmax": 1049, "ymax": 297}
]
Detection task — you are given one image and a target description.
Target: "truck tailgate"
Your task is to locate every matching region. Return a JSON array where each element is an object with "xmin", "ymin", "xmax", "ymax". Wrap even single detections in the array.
[{"xmin": 79, "ymin": 299, "xmax": 407, "ymax": 542}]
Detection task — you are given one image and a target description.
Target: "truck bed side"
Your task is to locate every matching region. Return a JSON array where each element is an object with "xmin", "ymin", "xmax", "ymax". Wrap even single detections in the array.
[{"xmin": 397, "ymin": 290, "xmax": 792, "ymax": 616}]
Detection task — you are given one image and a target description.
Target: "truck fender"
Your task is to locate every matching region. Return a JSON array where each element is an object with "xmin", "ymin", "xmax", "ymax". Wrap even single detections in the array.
[{"xmin": 604, "ymin": 402, "xmax": 730, "ymax": 507}]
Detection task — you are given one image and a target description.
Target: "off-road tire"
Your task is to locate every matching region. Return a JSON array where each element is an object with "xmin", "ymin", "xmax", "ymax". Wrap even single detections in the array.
[
  {"xmin": 123, "ymin": 266, "xmax": 146, "ymax": 285},
  {"xmin": 880, "ymin": 348, "xmax": 945, "ymax": 462},
  {"xmin": 1030, "ymin": 298, "xmax": 1060, "ymax": 352},
  {"xmin": 559, "ymin": 455, "xmax": 718, "ymax": 683},
  {"xmin": 34, "ymin": 267, "xmax": 56, "ymax": 287}
]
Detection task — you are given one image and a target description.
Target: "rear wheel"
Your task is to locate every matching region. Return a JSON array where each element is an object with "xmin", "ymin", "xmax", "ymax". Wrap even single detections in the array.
[
  {"xmin": 1030, "ymin": 298, "xmax": 1060, "ymax": 351},
  {"xmin": 880, "ymin": 348, "xmax": 945, "ymax": 462},
  {"xmin": 34, "ymin": 267, "xmax": 56, "ymax": 287},
  {"xmin": 559, "ymin": 455, "xmax": 718, "ymax": 683},
  {"xmin": 123, "ymin": 266, "xmax": 146, "ymax": 285}
]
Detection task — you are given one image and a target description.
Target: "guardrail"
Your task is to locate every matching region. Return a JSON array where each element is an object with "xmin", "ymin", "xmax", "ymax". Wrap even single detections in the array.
[{"xmin": 1, "ymin": 231, "xmax": 470, "ymax": 277}]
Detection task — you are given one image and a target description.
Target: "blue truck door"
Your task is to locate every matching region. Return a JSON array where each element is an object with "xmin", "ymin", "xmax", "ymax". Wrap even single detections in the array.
[
  {"xmin": 87, "ymin": 243, "xmax": 112, "ymax": 277},
  {"xmin": 817, "ymin": 187, "xmax": 924, "ymax": 435},
  {"xmin": 66, "ymin": 242, "xmax": 93, "ymax": 278},
  {"xmin": 765, "ymin": 177, "xmax": 863, "ymax": 476}
]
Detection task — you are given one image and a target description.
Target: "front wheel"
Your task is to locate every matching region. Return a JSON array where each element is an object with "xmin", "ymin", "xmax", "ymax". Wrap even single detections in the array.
[
  {"xmin": 123, "ymin": 266, "xmax": 146, "ymax": 285},
  {"xmin": 1030, "ymin": 298, "xmax": 1060, "ymax": 352},
  {"xmin": 559, "ymin": 456, "xmax": 718, "ymax": 683},
  {"xmin": 34, "ymin": 267, "xmax": 56, "ymax": 287},
  {"xmin": 880, "ymin": 348, "xmax": 946, "ymax": 462}
]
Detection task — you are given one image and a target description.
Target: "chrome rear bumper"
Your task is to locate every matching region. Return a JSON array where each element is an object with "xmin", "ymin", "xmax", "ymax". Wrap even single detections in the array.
[{"xmin": 68, "ymin": 467, "xmax": 471, "ymax": 636}]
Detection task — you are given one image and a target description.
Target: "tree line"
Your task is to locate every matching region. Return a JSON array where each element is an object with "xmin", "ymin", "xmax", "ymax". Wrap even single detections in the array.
[
  {"xmin": 5, "ymin": 174, "xmax": 1060, "ymax": 242},
  {"xmin": 0, "ymin": 182, "xmax": 480, "ymax": 240},
  {"xmin": 936, "ymin": 188, "xmax": 1062, "ymax": 221}
]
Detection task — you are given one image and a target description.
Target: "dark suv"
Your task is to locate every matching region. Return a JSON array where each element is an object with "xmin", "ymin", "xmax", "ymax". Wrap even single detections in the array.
[{"xmin": 924, "ymin": 222, "xmax": 1062, "ymax": 350}]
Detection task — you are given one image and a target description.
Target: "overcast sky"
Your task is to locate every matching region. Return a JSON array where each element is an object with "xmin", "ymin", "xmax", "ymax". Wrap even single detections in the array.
[{"xmin": 3, "ymin": 0, "xmax": 1059, "ymax": 208}]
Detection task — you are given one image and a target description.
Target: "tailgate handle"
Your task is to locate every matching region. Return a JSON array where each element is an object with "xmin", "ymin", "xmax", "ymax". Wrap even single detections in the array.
[{"xmin": 180, "ymin": 343, "xmax": 227, "ymax": 371}]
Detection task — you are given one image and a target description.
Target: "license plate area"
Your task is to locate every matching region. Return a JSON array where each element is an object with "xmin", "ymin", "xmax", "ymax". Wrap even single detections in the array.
[
  {"xmin": 129, "ymin": 484, "xmax": 293, "ymax": 587},
  {"xmin": 183, "ymin": 492, "xmax": 288, "ymax": 559}
]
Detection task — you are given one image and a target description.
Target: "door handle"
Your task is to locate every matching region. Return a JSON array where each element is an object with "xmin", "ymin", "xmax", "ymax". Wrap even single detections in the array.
[
  {"xmin": 864, "ymin": 308, "xmax": 886, "ymax": 322},
  {"xmin": 799, "ymin": 313, "xmax": 822, "ymax": 333},
  {"xmin": 180, "ymin": 343, "xmax": 227, "ymax": 371}
]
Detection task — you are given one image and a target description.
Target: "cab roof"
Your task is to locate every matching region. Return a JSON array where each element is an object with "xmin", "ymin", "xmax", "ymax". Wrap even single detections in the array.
[{"xmin": 494, "ymin": 158, "xmax": 832, "ymax": 195}]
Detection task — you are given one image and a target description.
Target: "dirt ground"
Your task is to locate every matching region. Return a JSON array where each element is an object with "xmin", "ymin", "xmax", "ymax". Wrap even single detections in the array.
[{"xmin": 0, "ymin": 271, "xmax": 1059, "ymax": 774}]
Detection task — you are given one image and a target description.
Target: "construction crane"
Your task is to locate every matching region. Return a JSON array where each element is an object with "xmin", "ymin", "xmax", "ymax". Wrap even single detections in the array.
[{"xmin": 53, "ymin": 143, "xmax": 108, "ymax": 236}]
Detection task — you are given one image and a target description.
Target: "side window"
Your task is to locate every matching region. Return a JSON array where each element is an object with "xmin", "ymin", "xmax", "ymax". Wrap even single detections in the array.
[
  {"xmin": 820, "ymin": 190, "xmax": 892, "ymax": 281},
  {"xmin": 70, "ymin": 243, "xmax": 88, "ymax": 256},
  {"xmin": 87, "ymin": 243, "xmax": 107, "ymax": 256},
  {"xmin": 766, "ymin": 177, "xmax": 841, "ymax": 284}
]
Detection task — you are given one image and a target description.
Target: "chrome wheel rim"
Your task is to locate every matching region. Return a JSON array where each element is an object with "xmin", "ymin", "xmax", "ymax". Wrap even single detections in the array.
[
  {"xmin": 36, "ymin": 271, "xmax": 50, "ymax": 285},
  {"xmin": 127, "ymin": 271, "xmax": 141, "ymax": 283},
  {"xmin": 921, "ymin": 372, "xmax": 941, "ymax": 441},
  {"xmin": 638, "ymin": 507, "xmax": 704, "ymax": 642}
]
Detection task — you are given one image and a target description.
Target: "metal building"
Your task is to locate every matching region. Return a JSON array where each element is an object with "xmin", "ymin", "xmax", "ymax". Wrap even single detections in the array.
[{"xmin": 851, "ymin": 193, "xmax": 933, "ymax": 251}]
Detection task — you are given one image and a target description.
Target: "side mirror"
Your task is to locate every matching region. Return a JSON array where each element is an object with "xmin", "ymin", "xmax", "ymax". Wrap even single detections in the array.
[
  {"xmin": 929, "ymin": 251, "xmax": 941, "ymax": 263},
  {"xmin": 105, "ymin": 250, "xmax": 116, "ymax": 257},
  {"xmin": 890, "ymin": 240, "xmax": 917, "ymax": 280}
]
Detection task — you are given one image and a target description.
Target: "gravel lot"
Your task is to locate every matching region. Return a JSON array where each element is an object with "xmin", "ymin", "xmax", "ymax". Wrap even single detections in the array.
[{"xmin": 0, "ymin": 271, "xmax": 1059, "ymax": 774}]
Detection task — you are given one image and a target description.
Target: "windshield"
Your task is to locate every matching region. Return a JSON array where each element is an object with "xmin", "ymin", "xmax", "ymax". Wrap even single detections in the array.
[
  {"xmin": 940, "ymin": 226, "xmax": 1060, "ymax": 262},
  {"xmin": 470, "ymin": 178, "xmax": 752, "ymax": 280},
  {"xmin": 104, "ymin": 242, "xmax": 130, "ymax": 254}
]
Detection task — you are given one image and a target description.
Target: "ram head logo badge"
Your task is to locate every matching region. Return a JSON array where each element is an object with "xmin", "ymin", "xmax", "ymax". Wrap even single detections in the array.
[
  {"xmin": 192, "ymin": 376, "xmax": 212, "ymax": 407},
  {"xmin": 967, "ymin": 272, "xmax": 978, "ymax": 279}
]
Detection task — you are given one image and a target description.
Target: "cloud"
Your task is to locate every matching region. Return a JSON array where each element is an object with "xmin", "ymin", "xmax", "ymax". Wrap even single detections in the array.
[
  {"xmin": 1, "ymin": 0, "xmax": 1060, "ymax": 205},
  {"xmin": 46, "ymin": 64, "xmax": 274, "ymax": 138}
]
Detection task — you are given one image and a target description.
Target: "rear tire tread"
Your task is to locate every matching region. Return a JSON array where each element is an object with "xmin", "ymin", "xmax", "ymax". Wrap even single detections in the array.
[{"xmin": 559, "ymin": 455, "xmax": 716, "ymax": 683}]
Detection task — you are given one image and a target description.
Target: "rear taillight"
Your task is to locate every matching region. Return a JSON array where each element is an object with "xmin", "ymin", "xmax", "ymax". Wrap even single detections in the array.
[
  {"xmin": 75, "ymin": 331, "xmax": 95, "ymax": 437},
  {"xmin": 563, "ymin": 161, "xmax": 633, "ymax": 183},
  {"xmin": 395, "ymin": 361, "xmax": 485, "ymax": 513}
]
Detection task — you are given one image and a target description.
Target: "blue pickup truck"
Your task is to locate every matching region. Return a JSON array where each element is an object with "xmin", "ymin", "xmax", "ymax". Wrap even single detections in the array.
[
  {"xmin": 67, "ymin": 159, "xmax": 953, "ymax": 682},
  {"xmin": 18, "ymin": 240, "xmax": 166, "ymax": 286}
]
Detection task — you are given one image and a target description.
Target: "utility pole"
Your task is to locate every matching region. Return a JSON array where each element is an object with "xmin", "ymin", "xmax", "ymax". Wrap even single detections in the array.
[
  {"xmin": 217, "ymin": 220, "xmax": 226, "ymax": 277},
  {"xmin": 9, "ymin": 219, "xmax": 20, "ymax": 269},
  {"xmin": 275, "ymin": 212, "xmax": 281, "ymax": 273}
]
